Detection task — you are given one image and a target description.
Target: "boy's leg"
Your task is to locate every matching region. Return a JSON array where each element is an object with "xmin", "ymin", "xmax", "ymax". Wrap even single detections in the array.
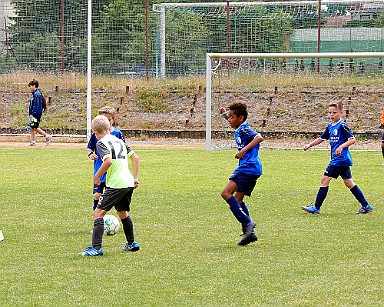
[
  {"xmin": 314, "ymin": 186, "xmax": 329, "ymax": 209},
  {"xmin": 93, "ymin": 191, "xmax": 101, "ymax": 210},
  {"xmin": 222, "ymin": 181, "xmax": 252, "ymax": 226},
  {"xmin": 78, "ymin": 209, "xmax": 105, "ymax": 256},
  {"xmin": 349, "ymin": 184, "xmax": 369, "ymax": 206},
  {"xmin": 342, "ymin": 171, "xmax": 372, "ymax": 213},
  {"xmin": 118, "ymin": 211, "xmax": 135, "ymax": 244},
  {"xmin": 315, "ymin": 176, "xmax": 332, "ymax": 209},
  {"xmin": 118, "ymin": 212, "xmax": 140, "ymax": 252},
  {"xmin": 93, "ymin": 183, "xmax": 105, "ymax": 210},
  {"xmin": 239, "ymin": 201, "xmax": 250, "ymax": 217},
  {"xmin": 36, "ymin": 127, "xmax": 47, "ymax": 137},
  {"xmin": 116, "ymin": 189, "xmax": 139, "ymax": 252},
  {"xmin": 36, "ymin": 127, "xmax": 52, "ymax": 145},
  {"xmin": 234, "ymin": 192, "xmax": 249, "ymax": 217},
  {"xmin": 92, "ymin": 208, "xmax": 106, "ymax": 250},
  {"xmin": 222, "ymin": 181, "xmax": 256, "ymax": 245},
  {"xmin": 30, "ymin": 129, "xmax": 36, "ymax": 144},
  {"xmin": 346, "ymin": 179, "xmax": 371, "ymax": 210},
  {"xmin": 302, "ymin": 175, "xmax": 331, "ymax": 213}
]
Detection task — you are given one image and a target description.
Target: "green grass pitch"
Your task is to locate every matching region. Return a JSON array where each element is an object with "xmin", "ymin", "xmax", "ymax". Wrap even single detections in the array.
[{"xmin": 0, "ymin": 145, "xmax": 382, "ymax": 306}]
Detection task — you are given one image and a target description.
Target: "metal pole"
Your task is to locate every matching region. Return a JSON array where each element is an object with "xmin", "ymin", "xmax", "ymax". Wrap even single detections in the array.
[
  {"xmin": 145, "ymin": 0, "xmax": 149, "ymax": 80},
  {"xmin": 86, "ymin": 0, "xmax": 92, "ymax": 141},
  {"xmin": 61, "ymin": 0, "xmax": 65, "ymax": 74},
  {"xmin": 160, "ymin": 6, "xmax": 166, "ymax": 78},
  {"xmin": 317, "ymin": 0, "xmax": 322, "ymax": 73},
  {"xmin": 206, "ymin": 53, "xmax": 212, "ymax": 151},
  {"xmin": 226, "ymin": 1, "xmax": 230, "ymax": 77}
]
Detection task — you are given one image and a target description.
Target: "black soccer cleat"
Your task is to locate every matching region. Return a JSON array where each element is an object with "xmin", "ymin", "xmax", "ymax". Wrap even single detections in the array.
[{"xmin": 238, "ymin": 221, "xmax": 257, "ymax": 246}]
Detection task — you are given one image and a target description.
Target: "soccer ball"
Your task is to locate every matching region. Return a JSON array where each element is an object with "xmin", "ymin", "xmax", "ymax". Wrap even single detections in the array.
[{"xmin": 103, "ymin": 215, "xmax": 120, "ymax": 236}]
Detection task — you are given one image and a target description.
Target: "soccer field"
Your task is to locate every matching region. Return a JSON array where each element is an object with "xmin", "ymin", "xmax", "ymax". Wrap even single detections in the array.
[{"xmin": 0, "ymin": 145, "xmax": 382, "ymax": 306}]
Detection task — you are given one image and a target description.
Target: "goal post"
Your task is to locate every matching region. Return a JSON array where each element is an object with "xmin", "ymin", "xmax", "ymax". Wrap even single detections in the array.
[{"xmin": 206, "ymin": 51, "xmax": 384, "ymax": 151}]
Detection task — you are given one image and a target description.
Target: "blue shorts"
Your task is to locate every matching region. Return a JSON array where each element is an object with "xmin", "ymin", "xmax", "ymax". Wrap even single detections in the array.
[
  {"xmin": 382, "ymin": 132, "xmax": 384, "ymax": 143},
  {"xmin": 324, "ymin": 164, "xmax": 352, "ymax": 179},
  {"xmin": 229, "ymin": 170, "xmax": 261, "ymax": 197},
  {"xmin": 93, "ymin": 182, "xmax": 106, "ymax": 194}
]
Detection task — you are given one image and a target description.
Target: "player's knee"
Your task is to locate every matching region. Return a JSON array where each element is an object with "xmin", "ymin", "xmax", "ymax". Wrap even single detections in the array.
[
  {"xmin": 344, "ymin": 179, "xmax": 355, "ymax": 189},
  {"xmin": 93, "ymin": 208, "xmax": 105, "ymax": 219},
  {"xmin": 221, "ymin": 189, "xmax": 230, "ymax": 200}
]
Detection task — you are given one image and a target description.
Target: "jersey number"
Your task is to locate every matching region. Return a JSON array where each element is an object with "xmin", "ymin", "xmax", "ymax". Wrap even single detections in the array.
[{"xmin": 108, "ymin": 140, "xmax": 125, "ymax": 159}]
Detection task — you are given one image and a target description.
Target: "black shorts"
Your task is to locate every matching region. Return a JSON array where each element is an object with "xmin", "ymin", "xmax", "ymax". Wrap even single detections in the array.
[
  {"xmin": 97, "ymin": 187, "xmax": 134, "ymax": 212},
  {"xmin": 324, "ymin": 164, "xmax": 352, "ymax": 179}
]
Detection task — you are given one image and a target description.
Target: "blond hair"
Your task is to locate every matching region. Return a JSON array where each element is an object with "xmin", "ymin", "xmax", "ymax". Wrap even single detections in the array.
[{"xmin": 92, "ymin": 115, "xmax": 110, "ymax": 133}]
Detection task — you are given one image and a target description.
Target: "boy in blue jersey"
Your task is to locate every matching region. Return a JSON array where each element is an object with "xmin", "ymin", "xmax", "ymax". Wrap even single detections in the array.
[
  {"xmin": 87, "ymin": 106, "xmax": 125, "ymax": 210},
  {"xmin": 27, "ymin": 79, "xmax": 52, "ymax": 146},
  {"xmin": 79, "ymin": 115, "xmax": 140, "ymax": 256},
  {"xmin": 220, "ymin": 100, "xmax": 264, "ymax": 246},
  {"xmin": 302, "ymin": 102, "xmax": 373, "ymax": 215}
]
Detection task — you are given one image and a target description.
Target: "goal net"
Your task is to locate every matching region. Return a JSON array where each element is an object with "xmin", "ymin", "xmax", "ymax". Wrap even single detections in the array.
[
  {"xmin": 205, "ymin": 52, "xmax": 384, "ymax": 151},
  {"xmin": 153, "ymin": 0, "xmax": 384, "ymax": 77}
]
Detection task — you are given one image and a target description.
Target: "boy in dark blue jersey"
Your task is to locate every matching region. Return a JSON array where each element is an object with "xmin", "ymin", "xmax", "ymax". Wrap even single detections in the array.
[
  {"xmin": 220, "ymin": 100, "xmax": 264, "ymax": 246},
  {"xmin": 302, "ymin": 102, "xmax": 373, "ymax": 215},
  {"xmin": 87, "ymin": 106, "xmax": 126, "ymax": 210},
  {"xmin": 27, "ymin": 79, "xmax": 52, "ymax": 146}
]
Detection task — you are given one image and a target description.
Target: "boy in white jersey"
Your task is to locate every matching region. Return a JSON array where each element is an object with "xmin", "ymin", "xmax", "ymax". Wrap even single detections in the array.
[
  {"xmin": 87, "ymin": 106, "xmax": 126, "ymax": 210},
  {"xmin": 220, "ymin": 100, "xmax": 264, "ymax": 246},
  {"xmin": 302, "ymin": 102, "xmax": 373, "ymax": 215},
  {"xmin": 79, "ymin": 115, "xmax": 140, "ymax": 256}
]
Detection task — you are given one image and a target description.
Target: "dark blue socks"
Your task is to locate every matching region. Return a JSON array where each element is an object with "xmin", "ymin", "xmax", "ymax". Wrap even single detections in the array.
[
  {"xmin": 350, "ymin": 185, "xmax": 369, "ymax": 206},
  {"xmin": 226, "ymin": 196, "xmax": 252, "ymax": 225},
  {"xmin": 315, "ymin": 186, "xmax": 329, "ymax": 209},
  {"xmin": 240, "ymin": 202, "xmax": 250, "ymax": 217},
  {"xmin": 93, "ymin": 199, "xmax": 98, "ymax": 210}
]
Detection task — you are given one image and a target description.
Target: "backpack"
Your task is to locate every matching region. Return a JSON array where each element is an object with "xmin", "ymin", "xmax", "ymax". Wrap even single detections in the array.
[{"xmin": 41, "ymin": 93, "xmax": 47, "ymax": 112}]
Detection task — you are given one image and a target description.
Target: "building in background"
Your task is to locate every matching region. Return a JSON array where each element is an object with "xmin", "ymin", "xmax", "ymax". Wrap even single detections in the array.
[{"xmin": 0, "ymin": 0, "xmax": 15, "ymax": 56}]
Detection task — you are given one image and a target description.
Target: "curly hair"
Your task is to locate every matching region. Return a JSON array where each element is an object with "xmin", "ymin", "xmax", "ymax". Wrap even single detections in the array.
[{"xmin": 228, "ymin": 100, "xmax": 248, "ymax": 121}]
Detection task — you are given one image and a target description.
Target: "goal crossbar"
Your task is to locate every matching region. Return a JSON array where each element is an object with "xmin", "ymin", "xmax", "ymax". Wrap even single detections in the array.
[
  {"xmin": 208, "ymin": 52, "xmax": 384, "ymax": 60},
  {"xmin": 205, "ymin": 52, "xmax": 384, "ymax": 151}
]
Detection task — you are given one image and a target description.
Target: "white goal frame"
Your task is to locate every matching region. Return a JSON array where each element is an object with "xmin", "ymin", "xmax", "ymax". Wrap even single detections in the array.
[{"xmin": 205, "ymin": 51, "xmax": 384, "ymax": 151}]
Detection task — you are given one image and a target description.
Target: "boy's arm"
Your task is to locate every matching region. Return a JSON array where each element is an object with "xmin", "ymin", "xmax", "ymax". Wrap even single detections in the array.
[
  {"xmin": 129, "ymin": 153, "xmax": 140, "ymax": 188},
  {"xmin": 94, "ymin": 158, "xmax": 112, "ymax": 185},
  {"xmin": 86, "ymin": 134, "xmax": 98, "ymax": 160},
  {"xmin": 304, "ymin": 138, "xmax": 324, "ymax": 151},
  {"xmin": 220, "ymin": 107, "xmax": 229, "ymax": 121},
  {"xmin": 334, "ymin": 138, "xmax": 355, "ymax": 156},
  {"xmin": 236, "ymin": 135, "xmax": 263, "ymax": 159}
]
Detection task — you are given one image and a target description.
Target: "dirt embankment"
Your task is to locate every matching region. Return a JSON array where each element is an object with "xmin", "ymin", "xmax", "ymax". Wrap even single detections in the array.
[{"xmin": 1, "ymin": 85, "xmax": 383, "ymax": 135}]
